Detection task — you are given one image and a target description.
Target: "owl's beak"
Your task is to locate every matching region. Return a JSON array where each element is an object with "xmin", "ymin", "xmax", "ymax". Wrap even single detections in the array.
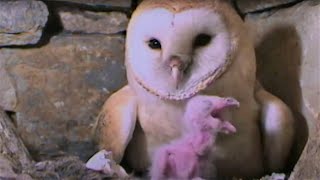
[
  {"xmin": 171, "ymin": 66, "xmax": 182, "ymax": 89},
  {"xmin": 170, "ymin": 59, "xmax": 185, "ymax": 89}
]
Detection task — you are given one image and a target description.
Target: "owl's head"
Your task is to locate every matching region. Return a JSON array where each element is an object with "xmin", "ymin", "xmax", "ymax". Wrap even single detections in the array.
[{"xmin": 126, "ymin": 0, "xmax": 242, "ymax": 100}]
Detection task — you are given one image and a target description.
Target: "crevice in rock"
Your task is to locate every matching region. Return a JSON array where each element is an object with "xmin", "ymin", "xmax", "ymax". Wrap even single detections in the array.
[
  {"xmin": 43, "ymin": 1, "xmax": 132, "ymax": 14},
  {"xmin": 242, "ymin": 0, "xmax": 304, "ymax": 15},
  {"xmin": 43, "ymin": 1, "xmax": 134, "ymax": 27},
  {"xmin": 131, "ymin": 0, "xmax": 140, "ymax": 12},
  {"xmin": 5, "ymin": 111, "xmax": 17, "ymax": 128},
  {"xmin": 58, "ymin": 31, "xmax": 127, "ymax": 36},
  {"xmin": 39, "ymin": 1, "xmax": 64, "ymax": 46}
]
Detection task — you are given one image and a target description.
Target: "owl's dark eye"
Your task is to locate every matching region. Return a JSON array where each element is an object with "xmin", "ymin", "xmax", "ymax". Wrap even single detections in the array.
[
  {"xmin": 193, "ymin": 34, "xmax": 212, "ymax": 48},
  {"xmin": 148, "ymin": 38, "xmax": 162, "ymax": 50}
]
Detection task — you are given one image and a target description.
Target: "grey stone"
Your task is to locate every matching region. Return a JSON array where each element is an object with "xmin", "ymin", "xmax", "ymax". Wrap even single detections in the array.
[
  {"xmin": 17, "ymin": 174, "xmax": 33, "ymax": 180},
  {"xmin": 0, "ymin": 0, "xmax": 48, "ymax": 46},
  {"xmin": 48, "ymin": 0, "xmax": 132, "ymax": 9},
  {"xmin": 237, "ymin": 0, "xmax": 299, "ymax": 13},
  {"xmin": 0, "ymin": 34, "xmax": 127, "ymax": 161},
  {"xmin": 58, "ymin": 8, "xmax": 128, "ymax": 34},
  {"xmin": 245, "ymin": 1, "xmax": 320, "ymax": 178},
  {"xmin": 0, "ymin": 155, "xmax": 17, "ymax": 179},
  {"xmin": 0, "ymin": 109, "xmax": 33, "ymax": 170},
  {"xmin": 25, "ymin": 156, "xmax": 110, "ymax": 179},
  {"xmin": 0, "ymin": 61, "xmax": 17, "ymax": 111}
]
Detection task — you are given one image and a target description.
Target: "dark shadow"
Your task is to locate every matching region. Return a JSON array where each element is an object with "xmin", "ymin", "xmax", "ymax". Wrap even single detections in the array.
[
  {"xmin": 255, "ymin": 25, "xmax": 308, "ymax": 173},
  {"xmin": 231, "ymin": 0, "xmax": 245, "ymax": 20},
  {"xmin": 36, "ymin": 1, "xmax": 64, "ymax": 47},
  {"xmin": 243, "ymin": 0, "xmax": 304, "ymax": 15},
  {"xmin": 121, "ymin": 121, "xmax": 149, "ymax": 178},
  {"xmin": 43, "ymin": 0, "xmax": 132, "ymax": 13},
  {"xmin": 5, "ymin": 110, "xmax": 17, "ymax": 127},
  {"xmin": 131, "ymin": 0, "xmax": 140, "ymax": 12}
]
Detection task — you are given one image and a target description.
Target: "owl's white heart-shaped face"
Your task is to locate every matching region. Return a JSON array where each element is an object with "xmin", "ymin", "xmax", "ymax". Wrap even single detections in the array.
[{"xmin": 126, "ymin": 7, "xmax": 233, "ymax": 100}]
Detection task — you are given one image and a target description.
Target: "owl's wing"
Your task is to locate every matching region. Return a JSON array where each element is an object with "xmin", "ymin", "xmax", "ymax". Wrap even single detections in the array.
[
  {"xmin": 254, "ymin": 81, "xmax": 294, "ymax": 172},
  {"xmin": 93, "ymin": 85, "xmax": 138, "ymax": 163}
]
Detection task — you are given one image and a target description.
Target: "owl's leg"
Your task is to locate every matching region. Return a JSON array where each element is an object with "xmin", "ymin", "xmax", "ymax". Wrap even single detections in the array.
[{"xmin": 255, "ymin": 83, "xmax": 295, "ymax": 173}]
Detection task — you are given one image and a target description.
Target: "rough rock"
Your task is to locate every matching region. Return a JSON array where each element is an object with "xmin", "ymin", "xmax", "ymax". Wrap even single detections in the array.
[
  {"xmin": 259, "ymin": 173, "xmax": 286, "ymax": 180},
  {"xmin": 0, "ymin": 0, "xmax": 48, "ymax": 46},
  {"xmin": 245, "ymin": 1, "xmax": 320, "ymax": 178},
  {"xmin": 0, "ymin": 61, "xmax": 17, "ymax": 111},
  {"xmin": 26, "ymin": 155, "xmax": 109, "ymax": 180},
  {"xmin": 0, "ymin": 34, "xmax": 127, "ymax": 161},
  {"xmin": 289, "ymin": 128, "xmax": 320, "ymax": 179},
  {"xmin": 47, "ymin": 0, "xmax": 132, "ymax": 9},
  {"xmin": 236, "ymin": 0, "xmax": 298, "ymax": 13},
  {"xmin": 58, "ymin": 8, "xmax": 128, "ymax": 34},
  {"xmin": 0, "ymin": 154, "xmax": 33, "ymax": 180},
  {"xmin": 0, "ymin": 155, "xmax": 18, "ymax": 179},
  {"xmin": 0, "ymin": 109, "xmax": 33, "ymax": 174}
]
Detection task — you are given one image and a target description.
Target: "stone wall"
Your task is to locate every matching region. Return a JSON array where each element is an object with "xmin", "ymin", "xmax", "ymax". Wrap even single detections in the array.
[{"xmin": 0, "ymin": 0, "xmax": 318, "ymax": 179}]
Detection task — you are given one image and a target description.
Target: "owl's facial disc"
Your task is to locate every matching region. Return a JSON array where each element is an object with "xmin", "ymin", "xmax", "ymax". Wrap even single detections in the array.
[{"xmin": 126, "ymin": 8, "xmax": 233, "ymax": 100}]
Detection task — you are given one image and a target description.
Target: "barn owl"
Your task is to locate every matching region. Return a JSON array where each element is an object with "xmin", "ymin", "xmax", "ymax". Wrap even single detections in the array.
[{"xmin": 94, "ymin": 0, "xmax": 295, "ymax": 178}]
